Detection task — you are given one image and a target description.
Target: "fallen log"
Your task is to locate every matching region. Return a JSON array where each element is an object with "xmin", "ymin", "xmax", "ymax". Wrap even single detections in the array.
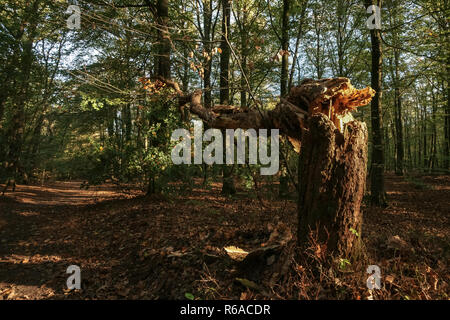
[{"xmin": 154, "ymin": 76, "xmax": 374, "ymax": 153}]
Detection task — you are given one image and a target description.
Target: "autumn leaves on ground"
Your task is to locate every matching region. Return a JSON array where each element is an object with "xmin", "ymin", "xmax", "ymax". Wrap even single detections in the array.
[{"xmin": 0, "ymin": 174, "xmax": 448, "ymax": 300}]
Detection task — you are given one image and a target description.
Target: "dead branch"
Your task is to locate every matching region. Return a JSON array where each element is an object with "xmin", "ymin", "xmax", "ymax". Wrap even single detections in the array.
[{"xmin": 153, "ymin": 76, "xmax": 375, "ymax": 152}]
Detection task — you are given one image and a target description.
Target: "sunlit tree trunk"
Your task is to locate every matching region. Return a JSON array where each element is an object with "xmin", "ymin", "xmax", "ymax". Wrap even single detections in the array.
[{"xmin": 298, "ymin": 114, "xmax": 368, "ymax": 256}]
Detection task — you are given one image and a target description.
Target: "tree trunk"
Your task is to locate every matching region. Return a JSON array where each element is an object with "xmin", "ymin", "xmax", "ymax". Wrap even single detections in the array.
[
  {"xmin": 278, "ymin": 0, "xmax": 290, "ymax": 197},
  {"xmin": 219, "ymin": 0, "xmax": 231, "ymax": 106},
  {"xmin": 430, "ymin": 88, "xmax": 435, "ymax": 171},
  {"xmin": 366, "ymin": 0, "xmax": 387, "ymax": 207},
  {"xmin": 422, "ymin": 102, "xmax": 427, "ymax": 170},
  {"xmin": 220, "ymin": 0, "xmax": 235, "ymax": 195},
  {"xmin": 203, "ymin": 0, "xmax": 213, "ymax": 109},
  {"xmin": 444, "ymin": 64, "xmax": 450, "ymax": 171},
  {"xmin": 146, "ymin": 0, "xmax": 170, "ymax": 195},
  {"xmin": 298, "ymin": 114, "xmax": 368, "ymax": 257},
  {"xmin": 394, "ymin": 50, "xmax": 404, "ymax": 175},
  {"xmin": 155, "ymin": 0, "xmax": 170, "ymax": 78},
  {"xmin": 280, "ymin": 0, "xmax": 290, "ymax": 98}
]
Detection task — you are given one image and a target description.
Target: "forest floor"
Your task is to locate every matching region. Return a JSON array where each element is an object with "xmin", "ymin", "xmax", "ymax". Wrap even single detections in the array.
[{"xmin": 0, "ymin": 174, "xmax": 448, "ymax": 300}]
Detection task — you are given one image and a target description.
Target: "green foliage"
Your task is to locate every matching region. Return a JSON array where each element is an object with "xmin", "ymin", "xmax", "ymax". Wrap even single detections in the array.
[
  {"xmin": 0, "ymin": 0, "xmax": 448, "ymax": 191},
  {"xmin": 184, "ymin": 292, "xmax": 195, "ymax": 300},
  {"xmin": 338, "ymin": 258, "xmax": 351, "ymax": 270}
]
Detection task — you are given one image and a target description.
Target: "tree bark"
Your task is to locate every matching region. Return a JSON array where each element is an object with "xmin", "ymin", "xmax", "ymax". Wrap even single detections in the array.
[
  {"xmin": 393, "ymin": 49, "xmax": 404, "ymax": 175},
  {"xmin": 366, "ymin": 0, "xmax": 387, "ymax": 207},
  {"xmin": 237, "ymin": 0, "xmax": 248, "ymax": 109},
  {"xmin": 220, "ymin": 0, "xmax": 235, "ymax": 195},
  {"xmin": 155, "ymin": 0, "xmax": 170, "ymax": 78},
  {"xmin": 445, "ymin": 59, "xmax": 450, "ymax": 171},
  {"xmin": 203, "ymin": 0, "xmax": 213, "ymax": 109},
  {"xmin": 298, "ymin": 114, "xmax": 368, "ymax": 257},
  {"xmin": 279, "ymin": 0, "xmax": 291, "ymax": 197},
  {"xmin": 146, "ymin": 0, "xmax": 170, "ymax": 195},
  {"xmin": 220, "ymin": 0, "xmax": 231, "ymax": 106},
  {"xmin": 280, "ymin": 0, "xmax": 290, "ymax": 98}
]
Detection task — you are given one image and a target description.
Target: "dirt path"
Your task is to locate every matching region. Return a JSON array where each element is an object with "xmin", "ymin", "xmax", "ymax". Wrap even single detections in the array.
[
  {"xmin": 0, "ymin": 182, "xmax": 136, "ymax": 299},
  {"xmin": 0, "ymin": 175, "xmax": 448, "ymax": 300}
]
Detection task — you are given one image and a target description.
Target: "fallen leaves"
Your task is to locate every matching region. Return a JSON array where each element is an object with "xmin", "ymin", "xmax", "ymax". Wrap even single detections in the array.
[
  {"xmin": 387, "ymin": 235, "xmax": 414, "ymax": 253},
  {"xmin": 1, "ymin": 174, "xmax": 448, "ymax": 300},
  {"xmin": 224, "ymin": 246, "xmax": 249, "ymax": 261},
  {"xmin": 235, "ymin": 278, "xmax": 260, "ymax": 290}
]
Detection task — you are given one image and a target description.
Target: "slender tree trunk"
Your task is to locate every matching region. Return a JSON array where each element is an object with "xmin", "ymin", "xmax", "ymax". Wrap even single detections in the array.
[
  {"xmin": 288, "ymin": 2, "xmax": 307, "ymax": 91},
  {"xmin": 201, "ymin": 1, "xmax": 213, "ymax": 186},
  {"xmin": 393, "ymin": 50, "xmax": 404, "ymax": 175},
  {"xmin": 387, "ymin": 126, "xmax": 393, "ymax": 171},
  {"xmin": 203, "ymin": 0, "xmax": 213, "ymax": 109},
  {"xmin": 445, "ymin": 60, "xmax": 450, "ymax": 171},
  {"xmin": 279, "ymin": 0, "xmax": 290, "ymax": 197},
  {"xmin": 406, "ymin": 117, "xmax": 412, "ymax": 171},
  {"xmin": 366, "ymin": 0, "xmax": 387, "ymax": 206},
  {"xmin": 220, "ymin": 0, "xmax": 231, "ymax": 106},
  {"xmin": 240, "ymin": 5, "xmax": 248, "ymax": 109},
  {"xmin": 431, "ymin": 88, "xmax": 438, "ymax": 171},
  {"xmin": 123, "ymin": 104, "xmax": 132, "ymax": 141},
  {"xmin": 418, "ymin": 104, "xmax": 422, "ymax": 169},
  {"xmin": 220, "ymin": 0, "xmax": 235, "ymax": 195},
  {"xmin": 423, "ymin": 102, "xmax": 427, "ymax": 171},
  {"xmin": 280, "ymin": 0, "xmax": 290, "ymax": 98}
]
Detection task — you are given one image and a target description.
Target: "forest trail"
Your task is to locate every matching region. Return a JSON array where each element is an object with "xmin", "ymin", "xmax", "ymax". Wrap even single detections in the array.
[
  {"xmin": 0, "ymin": 182, "xmax": 135, "ymax": 299},
  {"xmin": 0, "ymin": 175, "xmax": 448, "ymax": 300}
]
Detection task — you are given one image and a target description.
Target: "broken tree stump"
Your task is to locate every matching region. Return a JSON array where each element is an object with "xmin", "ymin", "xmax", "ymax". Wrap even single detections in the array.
[
  {"xmin": 145, "ymin": 76, "xmax": 374, "ymax": 258},
  {"xmin": 297, "ymin": 113, "xmax": 368, "ymax": 257}
]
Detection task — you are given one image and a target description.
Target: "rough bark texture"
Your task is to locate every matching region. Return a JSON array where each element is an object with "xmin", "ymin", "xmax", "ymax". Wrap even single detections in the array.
[{"xmin": 298, "ymin": 114, "xmax": 368, "ymax": 257}]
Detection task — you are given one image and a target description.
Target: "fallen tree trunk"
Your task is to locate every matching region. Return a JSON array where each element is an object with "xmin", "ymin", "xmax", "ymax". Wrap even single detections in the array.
[
  {"xmin": 298, "ymin": 114, "xmax": 368, "ymax": 257},
  {"xmin": 155, "ymin": 76, "xmax": 374, "ymax": 151}
]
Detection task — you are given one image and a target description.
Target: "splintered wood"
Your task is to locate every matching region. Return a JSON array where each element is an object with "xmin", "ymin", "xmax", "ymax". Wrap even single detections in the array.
[
  {"xmin": 149, "ymin": 76, "xmax": 375, "ymax": 153},
  {"xmin": 287, "ymin": 77, "xmax": 375, "ymax": 133}
]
